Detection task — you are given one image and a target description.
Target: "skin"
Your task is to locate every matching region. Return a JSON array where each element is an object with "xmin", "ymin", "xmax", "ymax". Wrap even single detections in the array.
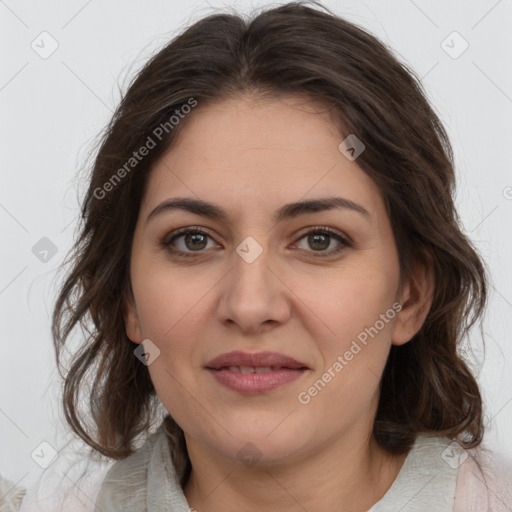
[{"xmin": 124, "ymin": 93, "xmax": 434, "ymax": 512}]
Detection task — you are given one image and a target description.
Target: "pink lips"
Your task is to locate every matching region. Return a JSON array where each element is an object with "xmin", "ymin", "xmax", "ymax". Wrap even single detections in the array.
[{"xmin": 205, "ymin": 351, "xmax": 309, "ymax": 394}]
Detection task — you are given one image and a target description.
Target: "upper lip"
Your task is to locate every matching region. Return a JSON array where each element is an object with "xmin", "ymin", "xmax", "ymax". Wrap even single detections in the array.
[{"xmin": 205, "ymin": 351, "xmax": 309, "ymax": 370}]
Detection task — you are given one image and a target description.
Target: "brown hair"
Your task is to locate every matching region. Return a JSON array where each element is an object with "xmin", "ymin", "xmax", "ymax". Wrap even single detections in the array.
[{"xmin": 53, "ymin": 0, "xmax": 488, "ymax": 484}]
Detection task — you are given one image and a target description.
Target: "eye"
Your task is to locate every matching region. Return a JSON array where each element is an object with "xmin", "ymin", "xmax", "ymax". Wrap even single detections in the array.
[
  {"xmin": 159, "ymin": 227, "xmax": 219, "ymax": 257},
  {"xmin": 292, "ymin": 226, "xmax": 350, "ymax": 257},
  {"xmin": 159, "ymin": 225, "xmax": 351, "ymax": 259}
]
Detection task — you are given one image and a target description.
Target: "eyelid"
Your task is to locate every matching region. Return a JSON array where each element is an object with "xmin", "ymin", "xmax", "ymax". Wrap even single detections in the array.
[{"xmin": 292, "ymin": 225, "xmax": 352, "ymax": 245}]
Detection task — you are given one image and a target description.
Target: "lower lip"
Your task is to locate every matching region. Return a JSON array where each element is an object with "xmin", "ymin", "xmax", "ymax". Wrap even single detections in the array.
[{"xmin": 206, "ymin": 368, "xmax": 307, "ymax": 393}]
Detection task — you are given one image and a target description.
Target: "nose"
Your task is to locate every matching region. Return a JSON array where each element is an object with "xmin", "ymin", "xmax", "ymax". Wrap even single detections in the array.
[{"xmin": 215, "ymin": 239, "xmax": 292, "ymax": 335}]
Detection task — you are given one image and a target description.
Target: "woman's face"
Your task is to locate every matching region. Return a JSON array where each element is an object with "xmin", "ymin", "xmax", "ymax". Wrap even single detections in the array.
[{"xmin": 125, "ymin": 94, "xmax": 427, "ymax": 466}]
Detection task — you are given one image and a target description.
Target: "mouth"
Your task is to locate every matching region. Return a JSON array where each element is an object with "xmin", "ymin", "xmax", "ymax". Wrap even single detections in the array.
[
  {"xmin": 221, "ymin": 365, "xmax": 292, "ymax": 373},
  {"xmin": 205, "ymin": 351, "xmax": 309, "ymax": 393}
]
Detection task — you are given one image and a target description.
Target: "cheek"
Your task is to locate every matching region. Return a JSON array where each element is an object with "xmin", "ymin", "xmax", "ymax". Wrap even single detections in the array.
[
  {"xmin": 131, "ymin": 254, "xmax": 214, "ymax": 342},
  {"xmin": 147, "ymin": 360, "xmax": 212, "ymax": 443},
  {"xmin": 293, "ymin": 257, "xmax": 399, "ymax": 348},
  {"xmin": 130, "ymin": 267, "xmax": 209, "ymax": 415},
  {"xmin": 296, "ymin": 281, "xmax": 396, "ymax": 424},
  {"xmin": 292, "ymin": 261, "xmax": 399, "ymax": 415},
  {"xmin": 138, "ymin": 300, "xmax": 209, "ymax": 436}
]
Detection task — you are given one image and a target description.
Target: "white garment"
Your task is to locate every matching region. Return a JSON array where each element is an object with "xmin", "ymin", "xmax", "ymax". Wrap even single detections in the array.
[
  {"xmin": 0, "ymin": 474, "xmax": 27, "ymax": 512},
  {"xmin": 19, "ymin": 421, "xmax": 512, "ymax": 511}
]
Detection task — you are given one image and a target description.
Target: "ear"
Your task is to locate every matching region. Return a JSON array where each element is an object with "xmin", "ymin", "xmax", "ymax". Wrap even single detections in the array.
[
  {"xmin": 392, "ymin": 254, "xmax": 435, "ymax": 346},
  {"xmin": 123, "ymin": 287, "xmax": 143, "ymax": 344}
]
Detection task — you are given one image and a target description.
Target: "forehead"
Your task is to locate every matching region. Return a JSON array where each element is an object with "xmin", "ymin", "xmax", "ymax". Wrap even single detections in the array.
[
  {"xmin": 142, "ymin": 94, "xmax": 385, "ymax": 224},
  {"xmin": 167, "ymin": 93, "xmax": 345, "ymax": 163}
]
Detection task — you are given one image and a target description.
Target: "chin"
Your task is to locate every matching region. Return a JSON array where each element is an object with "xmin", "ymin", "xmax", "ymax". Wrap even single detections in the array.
[{"xmin": 206, "ymin": 416, "xmax": 313, "ymax": 466}]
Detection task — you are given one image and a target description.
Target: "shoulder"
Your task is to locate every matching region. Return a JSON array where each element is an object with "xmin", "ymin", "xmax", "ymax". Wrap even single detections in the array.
[
  {"xmin": 19, "ymin": 449, "xmax": 113, "ymax": 512},
  {"xmin": 94, "ymin": 426, "xmax": 166, "ymax": 510},
  {"xmin": 377, "ymin": 434, "xmax": 511, "ymax": 512},
  {"xmin": 18, "ymin": 426, "xmax": 167, "ymax": 512},
  {"xmin": 20, "ymin": 425, "xmax": 169, "ymax": 512},
  {"xmin": 454, "ymin": 442, "xmax": 512, "ymax": 512}
]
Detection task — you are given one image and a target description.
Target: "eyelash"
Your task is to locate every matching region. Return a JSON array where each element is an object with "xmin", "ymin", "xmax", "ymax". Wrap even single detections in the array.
[{"xmin": 158, "ymin": 225, "xmax": 351, "ymax": 259}]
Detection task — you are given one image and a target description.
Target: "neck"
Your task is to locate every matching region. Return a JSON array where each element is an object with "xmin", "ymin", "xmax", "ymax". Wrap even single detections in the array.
[{"xmin": 183, "ymin": 428, "xmax": 408, "ymax": 512}]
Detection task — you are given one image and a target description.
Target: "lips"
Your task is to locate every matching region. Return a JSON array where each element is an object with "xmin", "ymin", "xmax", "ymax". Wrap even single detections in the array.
[
  {"xmin": 205, "ymin": 351, "xmax": 308, "ymax": 371},
  {"xmin": 205, "ymin": 351, "xmax": 309, "ymax": 393}
]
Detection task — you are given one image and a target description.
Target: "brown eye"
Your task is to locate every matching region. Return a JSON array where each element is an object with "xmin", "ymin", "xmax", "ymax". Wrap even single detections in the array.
[
  {"xmin": 181, "ymin": 232, "xmax": 209, "ymax": 251},
  {"xmin": 306, "ymin": 233, "xmax": 331, "ymax": 251},
  {"xmin": 293, "ymin": 227, "xmax": 350, "ymax": 257},
  {"xmin": 160, "ymin": 227, "xmax": 219, "ymax": 257}
]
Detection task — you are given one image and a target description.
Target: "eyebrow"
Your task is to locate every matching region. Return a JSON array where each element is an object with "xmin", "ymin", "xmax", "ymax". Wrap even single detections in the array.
[{"xmin": 146, "ymin": 196, "xmax": 371, "ymax": 225}]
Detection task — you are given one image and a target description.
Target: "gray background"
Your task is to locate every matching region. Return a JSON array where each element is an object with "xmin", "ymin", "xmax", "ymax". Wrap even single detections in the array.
[{"xmin": 1, "ymin": 0, "xmax": 511, "ymax": 493}]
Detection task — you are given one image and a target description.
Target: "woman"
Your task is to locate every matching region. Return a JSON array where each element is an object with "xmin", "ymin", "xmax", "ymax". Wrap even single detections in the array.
[{"xmin": 20, "ymin": 1, "xmax": 512, "ymax": 511}]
